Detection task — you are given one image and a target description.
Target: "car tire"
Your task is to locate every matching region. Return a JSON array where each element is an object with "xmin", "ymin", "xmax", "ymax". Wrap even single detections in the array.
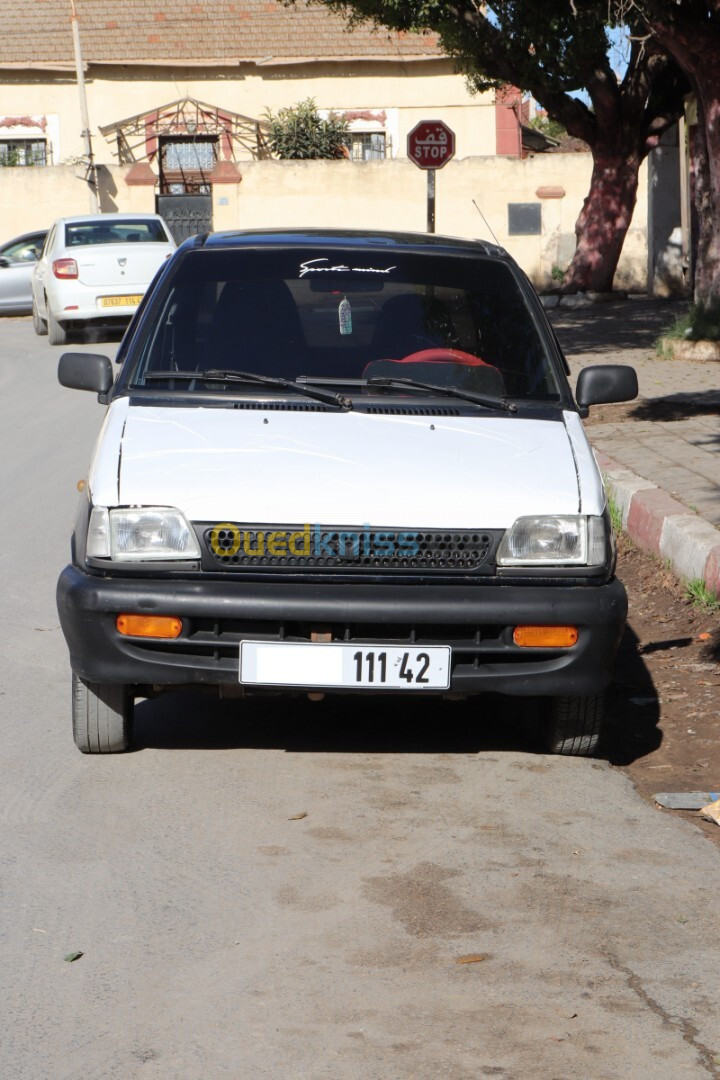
[
  {"xmin": 47, "ymin": 306, "xmax": 68, "ymax": 346},
  {"xmin": 543, "ymin": 692, "xmax": 605, "ymax": 757},
  {"xmin": 72, "ymin": 673, "xmax": 133, "ymax": 753},
  {"xmin": 32, "ymin": 298, "xmax": 48, "ymax": 336}
]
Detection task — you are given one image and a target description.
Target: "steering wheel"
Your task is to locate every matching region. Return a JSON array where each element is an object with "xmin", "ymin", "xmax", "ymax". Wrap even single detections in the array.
[{"xmin": 398, "ymin": 348, "xmax": 492, "ymax": 367}]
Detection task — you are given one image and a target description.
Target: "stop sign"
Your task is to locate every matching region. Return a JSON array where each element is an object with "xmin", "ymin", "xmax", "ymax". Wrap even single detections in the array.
[{"xmin": 407, "ymin": 120, "xmax": 455, "ymax": 169}]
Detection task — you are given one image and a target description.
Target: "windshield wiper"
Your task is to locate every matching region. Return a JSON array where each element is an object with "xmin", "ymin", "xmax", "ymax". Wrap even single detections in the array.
[
  {"xmin": 138, "ymin": 370, "xmax": 353, "ymax": 410},
  {"xmin": 365, "ymin": 376, "xmax": 517, "ymax": 413}
]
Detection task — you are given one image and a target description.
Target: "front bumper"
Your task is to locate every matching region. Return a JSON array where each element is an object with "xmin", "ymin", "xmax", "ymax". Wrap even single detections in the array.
[{"xmin": 57, "ymin": 565, "xmax": 628, "ymax": 697}]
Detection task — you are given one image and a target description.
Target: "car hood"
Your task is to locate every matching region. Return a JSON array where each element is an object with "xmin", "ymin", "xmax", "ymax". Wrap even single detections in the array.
[{"xmin": 99, "ymin": 403, "xmax": 590, "ymax": 529}]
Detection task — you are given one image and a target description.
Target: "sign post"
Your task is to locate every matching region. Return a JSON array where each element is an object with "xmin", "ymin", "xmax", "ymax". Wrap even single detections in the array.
[{"xmin": 407, "ymin": 120, "xmax": 455, "ymax": 234}]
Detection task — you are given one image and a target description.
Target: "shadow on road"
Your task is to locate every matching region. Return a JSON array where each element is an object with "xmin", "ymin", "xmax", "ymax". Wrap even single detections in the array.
[
  {"xmin": 604, "ymin": 624, "xmax": 662, "ymax": 766},
  {"xmin": 67, "ymin": 325, "xmax": 126, "ymax": 347},
  {"xmin": 630, "ymin": 390, "xmax": 720, "ymax": 424},
  {"xmin": 130, "ymin": 626, "xmax": 661, "ymax": 765},
  {"xmin": 131, "ymin": 690, "xmax": 536, "ymax": 755},
  {"xmin": 549, "ymin": 298, "xmax": 686, "ymax": 356}
]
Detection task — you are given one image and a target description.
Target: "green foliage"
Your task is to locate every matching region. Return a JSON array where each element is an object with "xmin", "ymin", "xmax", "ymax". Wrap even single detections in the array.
[
  {"xmin": 685, "ymin": 578, "xmax": 720, "ymax": 613},
  {"xmin": 672, "ymin": 304, "xmax": 720, "ymax": 342},
  {"xmin": 529, "ymin": 115, "xmax": 568, "ymax": 141},
  {"xmin": 657, "ymin": 304, "xmax": 720, "ymax": 354},
  {"xmin": 607, "ymin": 493, "xmax": 623, "ymax": 536},
  {"xmin": 551, "ymin": 264, "xmax": 566, "ymax": 283},
  {"xmin": 264, "ymin": 98, "xmax": 349, "ymax": 160},
  {"xmin": 311, "ymin": 0, "xmax": 612, "ymax": 120}
]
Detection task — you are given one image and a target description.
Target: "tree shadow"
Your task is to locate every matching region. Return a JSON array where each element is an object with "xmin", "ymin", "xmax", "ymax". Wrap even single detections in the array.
[
  {"xmin": 549, "ymin": 298, "xmax": 688, "ymax": 355},
  {"xmin": 630, "ymin": 390, "xmax": 720, "ymax": 424},
  {"xmin": 700, "ymin": 628, "xmax": 720, "ymax": 664}
]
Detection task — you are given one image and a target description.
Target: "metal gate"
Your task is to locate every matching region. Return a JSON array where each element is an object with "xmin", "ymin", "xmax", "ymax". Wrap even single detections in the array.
[{"xmin": 156, "ymin": 195, "xmax": 212, "ymax": 244}]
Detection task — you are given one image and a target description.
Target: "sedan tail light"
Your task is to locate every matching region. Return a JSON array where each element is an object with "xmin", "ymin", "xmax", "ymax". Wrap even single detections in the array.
[{"xmin": 52, "ymin": 258, "xmax": 78, "ymax": 279}]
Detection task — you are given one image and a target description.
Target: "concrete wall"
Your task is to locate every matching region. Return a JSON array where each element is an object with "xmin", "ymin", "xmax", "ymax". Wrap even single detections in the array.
[
  {"xmin": 0, "ymin": 154, "xmax": 650, "ymax": 293},
  {"xmin": 214, "ymin": 154, "xmax": 649, "ymax": 292}
]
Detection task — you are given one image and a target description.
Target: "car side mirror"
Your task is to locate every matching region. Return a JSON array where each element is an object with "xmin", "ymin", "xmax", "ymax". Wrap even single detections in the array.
[
  {"xmin": 0, "ymin": 256, "xmax": 10, "ymax": 269},
  {"xmin": 58, "ymin": 352, "xmax": 114, "ymax": 397},
  {"xmin": 576, "ymin": 365, "xmax": 638, "ymax": 411}
]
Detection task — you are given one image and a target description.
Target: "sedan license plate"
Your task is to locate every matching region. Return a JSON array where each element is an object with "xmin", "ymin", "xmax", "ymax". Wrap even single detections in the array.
[
  {"xmin": 239, "ymin": 642, "xmax": 451, "ymax": 690},
  {"xmin": 99, "ymin": 294, "xmax": 143, "ymax": 308}
]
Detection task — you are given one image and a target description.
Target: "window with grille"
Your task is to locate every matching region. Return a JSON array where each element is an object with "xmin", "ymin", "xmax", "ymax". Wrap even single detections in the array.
[
  {"xmin": 162, "ymin": 138, "xmax": 217, "ymax": 171},
  {"xmin": 0, "ymin": 139, "xmax": 47, "ymax": 166},
  {"xmin": 347, "ymin": 132, "xmax": 386, "ymax": 161}
]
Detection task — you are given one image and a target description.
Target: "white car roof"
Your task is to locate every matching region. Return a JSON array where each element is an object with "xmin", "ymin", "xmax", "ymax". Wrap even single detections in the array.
[{"xmin": 53, "ymin": 213, "xmax": 166, "ymax": 226}]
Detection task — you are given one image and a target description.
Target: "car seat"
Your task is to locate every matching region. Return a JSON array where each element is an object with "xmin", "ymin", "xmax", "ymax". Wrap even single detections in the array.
[
  {"xmin": 203, "ymin": 280, "xmax": 307, "ymax": 376},
  {"xmin": 370, "ymin": 293, "xmax": 456, "ymax": 360}
]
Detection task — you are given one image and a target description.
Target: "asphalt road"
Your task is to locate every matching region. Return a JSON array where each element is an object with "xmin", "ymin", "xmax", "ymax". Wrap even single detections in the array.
[{"xmin": 2, "ymin": 317, "xmax": 720, "ymax": 1080}]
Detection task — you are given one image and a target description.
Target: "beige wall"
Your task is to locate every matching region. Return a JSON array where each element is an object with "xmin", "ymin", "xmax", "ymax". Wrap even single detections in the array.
[
  {"xmin": 0, "ymin": 154, "xmax": 650, "ymax": 293},
  {"xmin": 0, "ymin": 61, "xmax": 496, "ymax": 165},
  {"xmin": 214, "ymin": 155, "xmax": 649, "ymax": 291}
]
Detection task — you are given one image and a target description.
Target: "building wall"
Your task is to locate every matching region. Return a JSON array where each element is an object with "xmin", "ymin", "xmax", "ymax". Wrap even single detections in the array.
[
  {"xmin": 215, "ymin": 155, "xmax": 649, "ymax": 291},
  {"xmin": 0, "ymin": 153, "xmax": 649, "ymax": 292},
  {"xmin": 0, "ymin": 61, "xmax": 497, "ymax": 166}
]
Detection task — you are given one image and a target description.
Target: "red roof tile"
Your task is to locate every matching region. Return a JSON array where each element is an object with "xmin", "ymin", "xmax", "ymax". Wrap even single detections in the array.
[{"xmin": 0, "ymin": 0, "xmax": 442, "ymax": 67}]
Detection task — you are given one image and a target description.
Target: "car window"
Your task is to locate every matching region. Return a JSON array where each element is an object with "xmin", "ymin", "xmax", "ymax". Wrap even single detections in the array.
[
  {"xmin": 126, "ymin": 247, "xmax": 563, "ymax": 402},
  {"xmin": 64, "ymin": 220, "xmax": 169, "ymax": 247},
  {"xmin": 1, "ymin": 234, "xmax": 45, "ymax": 261}
]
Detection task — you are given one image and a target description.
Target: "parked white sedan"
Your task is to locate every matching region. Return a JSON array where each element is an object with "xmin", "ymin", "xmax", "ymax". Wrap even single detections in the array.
[{"xmin": 32, "ymin": 213, "xmax": 175, "ymax": 344}]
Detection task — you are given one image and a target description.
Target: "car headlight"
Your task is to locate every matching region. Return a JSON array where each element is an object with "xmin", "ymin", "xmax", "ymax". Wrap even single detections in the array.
[
  {"xmin": 496, "ymin": 515, "xmax": 607, "ymax": 567},
  {"xmin": 87, "ymin": 507, "xmax": 201, "ymax": 561}
]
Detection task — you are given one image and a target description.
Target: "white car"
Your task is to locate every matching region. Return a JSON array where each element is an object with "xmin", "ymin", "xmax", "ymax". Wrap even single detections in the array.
[
  {"xmin": 56, "ymin": 228, "xmax": 638, "ymax": 756},
  {"xmin": 32, "ymin": 212, "xmax": 175, "ymax": 344}
]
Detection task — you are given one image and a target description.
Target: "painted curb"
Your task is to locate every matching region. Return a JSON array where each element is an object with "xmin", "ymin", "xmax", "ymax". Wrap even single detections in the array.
[{"xmin": 596, "ymin": 449, "xmax": 720, "ymax": 595}]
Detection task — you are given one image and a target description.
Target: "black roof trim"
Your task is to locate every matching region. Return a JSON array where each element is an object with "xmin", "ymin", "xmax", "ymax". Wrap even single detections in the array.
[{"xmin": 188, "ymin": 228, "xmax": 506, "ymax": 259}]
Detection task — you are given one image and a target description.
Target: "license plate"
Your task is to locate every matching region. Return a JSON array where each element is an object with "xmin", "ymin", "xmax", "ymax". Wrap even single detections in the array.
[
  {"xmin": 99, "ymin": 294, "xmax": 143, "ymax": 308},
  {"xmin": 239, "ymin": 642, "xmax": 451, "ymax": 690}
]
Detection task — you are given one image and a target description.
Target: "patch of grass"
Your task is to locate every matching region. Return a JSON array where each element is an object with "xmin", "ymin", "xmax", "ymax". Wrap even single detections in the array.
[
  {"xmin": 551, "ymin": 264, "xmax": 566, "ymax": 283},
  {"xmin": 660, "ymin": 304, "xmax": 720, "ymax": 348},
  {"xmin": 685, "ymin": 577, "xmax": 720, "ymax": 613},
  {"xmin": 607, "ymin": 493, "xmax": 623, "ymax": 535}
]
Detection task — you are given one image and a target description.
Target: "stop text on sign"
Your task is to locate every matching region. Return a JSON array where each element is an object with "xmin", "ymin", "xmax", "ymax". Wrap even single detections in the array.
[{"xmin": 407, "ymin": 120, "xmax": 456, "ymax": 170}]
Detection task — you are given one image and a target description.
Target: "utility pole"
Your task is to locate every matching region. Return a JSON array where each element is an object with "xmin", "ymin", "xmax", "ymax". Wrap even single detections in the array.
[{"xmin": 69, "ymin": 0, "xmax": 99, "ymax": 212}]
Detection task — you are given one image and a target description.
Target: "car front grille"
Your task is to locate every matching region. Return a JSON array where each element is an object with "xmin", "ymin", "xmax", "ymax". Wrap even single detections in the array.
[{"xmin": 198, "ymin": 524, "xmax": 503, "ymax": 574}]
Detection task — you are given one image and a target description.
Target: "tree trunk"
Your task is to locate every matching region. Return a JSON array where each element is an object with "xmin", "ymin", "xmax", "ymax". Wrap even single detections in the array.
[
  {"xmin": 640, "ymin": 10, "xmax": 720, "ymax": 312},
  {"xmin": 689, "ymin": 82, "xmax": 720, "ymax": 311},
  {"xmin": 561, "ymin": 149, "xmax": 641, "ymax": 294}
]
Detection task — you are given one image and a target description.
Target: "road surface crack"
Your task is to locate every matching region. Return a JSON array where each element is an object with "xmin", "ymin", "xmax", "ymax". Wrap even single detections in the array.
[{"xmin": 606, "ymin": 952, "xmax": 719, "ymax": 1078}]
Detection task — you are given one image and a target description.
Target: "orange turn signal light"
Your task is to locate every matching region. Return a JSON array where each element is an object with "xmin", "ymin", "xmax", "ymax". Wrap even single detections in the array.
[
  {"xmin": 513, "ymin": 625, "xmax": 578, "ymax": 648},
  {"xmin": 116, "ymin": 614, "xmax": 182, "ymax": 639}
]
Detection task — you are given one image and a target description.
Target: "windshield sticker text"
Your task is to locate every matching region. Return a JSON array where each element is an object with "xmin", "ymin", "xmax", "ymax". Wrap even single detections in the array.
[{"xmin": 298, "ymin": 258, "xmax": 397, "ymax": 278}]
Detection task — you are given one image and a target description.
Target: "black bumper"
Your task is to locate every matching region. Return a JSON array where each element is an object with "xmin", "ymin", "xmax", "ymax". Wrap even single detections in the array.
[{"xmin": 57, "ymin": 565, "xmax": 628, "ymax": 697}]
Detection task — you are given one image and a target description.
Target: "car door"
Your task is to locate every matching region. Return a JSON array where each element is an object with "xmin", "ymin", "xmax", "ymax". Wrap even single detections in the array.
[{"xmin": 0, "ymin": 233, "xmax": 45, "ymax": 313}]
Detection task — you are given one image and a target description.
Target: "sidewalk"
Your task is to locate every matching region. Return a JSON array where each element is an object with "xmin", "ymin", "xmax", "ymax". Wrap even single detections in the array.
[{"xmin": 549, "ymin": 298, "xmax": 720, "ymax": 593}]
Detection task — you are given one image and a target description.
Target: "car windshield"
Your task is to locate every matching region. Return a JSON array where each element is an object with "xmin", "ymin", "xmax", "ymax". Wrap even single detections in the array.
[
  {"xmin": 64, "ymin": 220, "xmax": 168, "ymax": 247},
  {"xmin": 126, "ymin": 246, "xmax": 563, "ymax": 403}
]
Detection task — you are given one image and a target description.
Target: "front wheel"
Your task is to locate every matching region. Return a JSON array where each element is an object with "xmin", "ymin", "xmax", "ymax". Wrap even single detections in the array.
[
  {"xmin": 47, "ymin": 306, "xmax": 68, "ymax": 346},
  {"xmin": 72, "ymin": 674, "xmax": 133, "ymax": 753},
  {"xmin": 32, "ymin": 297, "xmax": 47, "ymax": 336},
  {"xmin": 542, "ymin": 693, "xmax": 605, "ymax": 756}
]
